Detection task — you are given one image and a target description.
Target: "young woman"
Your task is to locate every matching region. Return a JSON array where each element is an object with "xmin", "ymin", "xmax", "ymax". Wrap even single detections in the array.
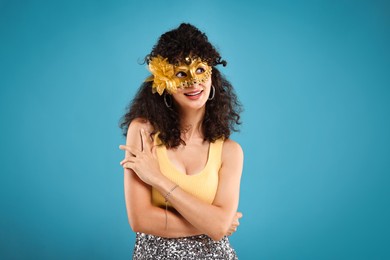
[{"xmin": 119, "ymin": 23, "xmax": 244, "ymax": 259}]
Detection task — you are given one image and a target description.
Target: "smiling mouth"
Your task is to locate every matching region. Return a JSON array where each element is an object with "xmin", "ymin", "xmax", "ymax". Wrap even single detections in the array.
[{"xmin": 184, "ymin": 90, "xmax": 203, "ymax": 96}]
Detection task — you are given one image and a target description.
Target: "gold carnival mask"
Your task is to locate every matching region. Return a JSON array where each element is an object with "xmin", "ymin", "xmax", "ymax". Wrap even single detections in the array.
[{"xmin": 145, "ymin": 55, "xmax": 212, "ymax": 95}]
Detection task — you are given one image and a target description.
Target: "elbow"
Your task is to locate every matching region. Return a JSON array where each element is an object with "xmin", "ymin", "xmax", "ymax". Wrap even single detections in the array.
[
  {"xmin": 209, "ymin": 229, "xmax": 227, "ymax": 241},
  {"xmin": 128, "ymin": 214, "xmax": 143, "ymax": 233},
  {"xmin": 129, "ymin": 219, "xmax": 140, "ymax": 233},
  {"xmin": 209, "ymin": 233, "xmax": 225, "ymax": 241},
  {"xmin": 208, "ymin": 222, "xmax": 230, "ymax": 241},
  {"xmin": 128, "ymin": 218, "xmax": 138, "ymax": 232}
]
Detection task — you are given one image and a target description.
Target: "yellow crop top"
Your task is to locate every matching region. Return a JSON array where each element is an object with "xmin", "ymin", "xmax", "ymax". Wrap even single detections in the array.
[{"xmin": 152, "ymin": 135, "xmax": 224, "ymax": 207}]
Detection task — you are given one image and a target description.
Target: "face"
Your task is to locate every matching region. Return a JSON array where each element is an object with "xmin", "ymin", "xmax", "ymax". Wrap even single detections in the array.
[
  {"xmin": 171, "ymin": 76, "xmax": 212, "ymax": 111},
  {"xmin": 174, "ymin": 57, "xmax": 212, "ymax": 89},
  {"xmin": 146, "ymin": 55, "xmax": 212, "ymax": 96}
]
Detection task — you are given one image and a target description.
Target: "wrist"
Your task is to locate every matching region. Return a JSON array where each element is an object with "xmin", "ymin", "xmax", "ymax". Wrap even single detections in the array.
[
  {"xmin": 148, "ymin": 169, "xmax": 166, "ymax": 187},
  {"xmin": 164, "ymin": 184, "xmax": 179, "ymax": 202},
  {"xmin": 154, "ymin": 176, "xmax": 175, "ymax": 195}
]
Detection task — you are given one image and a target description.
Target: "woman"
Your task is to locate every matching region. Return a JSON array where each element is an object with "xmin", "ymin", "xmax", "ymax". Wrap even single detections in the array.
[{"xmin": 119, "ymin": 23, "xmax": 243, "ymax": 259}]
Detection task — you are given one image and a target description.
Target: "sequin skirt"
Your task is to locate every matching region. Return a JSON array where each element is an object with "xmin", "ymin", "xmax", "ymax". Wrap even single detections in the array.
[{"xmin": 132, "ymin": 232, "xmax": 238, "ymax": 260}]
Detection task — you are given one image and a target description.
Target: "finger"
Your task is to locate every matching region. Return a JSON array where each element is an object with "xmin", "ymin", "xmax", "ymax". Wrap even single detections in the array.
[
  {"xmin": 119, "ymin": 145, "xmax": 140, "ymax": 156},
  {"xmin": 140, "ymin": 129, "xmax": 148, "ymax": 151},
  {"xmin": 120, "ymin": 157, "xmax": 135, "ymax": 166},
  {"xmin": 140, "ymin": 129, "xmax": 152, "ymax": 151},
  {"xmin": 119, "ymin": 144, "xmax": 133, "ymax": 153},
  {"xmin": 120, "ymin": 159, "xmax": 129, "ymax": 166},
  {"xmin": 230, "ymin": 226, "xmax": 237, "ymax": 233},
  {"xmin": 120, "ymin": 155, "xmax": 136, "ymax": 164},
  {"xmin": 227, "ymin": 226, "xmax": 237, "ymax": 236},
  {"xmin": 123, "ymin": 162, "xmax": 135, "ymax": 169}
]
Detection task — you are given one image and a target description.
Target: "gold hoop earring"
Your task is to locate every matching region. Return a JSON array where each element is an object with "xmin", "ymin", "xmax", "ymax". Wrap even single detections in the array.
[
  {"xmin": 164, "ymin": 93, "xmax": 172, "ymax": 108},
  {"xmin": 208, "ymin": 85, "xmax": 215, "ymax": 101}
]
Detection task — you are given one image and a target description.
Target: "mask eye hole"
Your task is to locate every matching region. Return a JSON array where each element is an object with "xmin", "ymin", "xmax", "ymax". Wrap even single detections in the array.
[
  {"xmin": 195, "ymin": 67, "xmax": 206, "ymax": 74},
  {"xmin": 176, "ymin": 71, "xmax": 187, "ymax": 78}
]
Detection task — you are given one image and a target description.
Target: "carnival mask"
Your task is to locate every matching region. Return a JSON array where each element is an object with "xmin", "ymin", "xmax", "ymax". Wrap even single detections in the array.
[{"xmin": 145, "ymin": 55, "xmax": 212, "ymax": 95}]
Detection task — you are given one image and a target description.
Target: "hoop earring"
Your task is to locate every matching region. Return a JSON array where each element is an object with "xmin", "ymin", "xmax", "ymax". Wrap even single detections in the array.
[
  {"xmin": 164, "ymin": 93, "xmax": 172, "ymax": 108},
  {"xmin": 208, "ymin": 85, "xmax": 215, "ymax": 101}
]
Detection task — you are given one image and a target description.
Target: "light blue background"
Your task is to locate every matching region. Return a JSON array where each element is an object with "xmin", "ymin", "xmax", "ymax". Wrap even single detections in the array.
[{"xmin": 1, "ymin": 0, "xmax": 389, "ymax": 259}]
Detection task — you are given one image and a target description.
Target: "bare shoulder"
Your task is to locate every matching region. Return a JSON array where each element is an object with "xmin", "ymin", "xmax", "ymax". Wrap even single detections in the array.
[
  {"xmin": 126, "ymin": 118, "xmax": 154, "ymax": 145},
  {"xmin": 221, "ymin": 138, "xmax": 244, "ymax": 163},
  {"xmin": 127, "ymin": 118, "xmax": 153, "ymax": 134}
]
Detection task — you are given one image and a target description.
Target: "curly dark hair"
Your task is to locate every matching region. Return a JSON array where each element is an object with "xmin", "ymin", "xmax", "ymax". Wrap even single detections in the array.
[{"xmin": 120, "ymin": 23, "xmax": 242, "ymax": 148}]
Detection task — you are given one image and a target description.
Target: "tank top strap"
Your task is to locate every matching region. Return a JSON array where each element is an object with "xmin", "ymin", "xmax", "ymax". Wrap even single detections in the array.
[
  {"xmin": 208, "ymin": 138, "xmax": 224, "ymax": 170},
  {"xmin": 153, "ymin": 132, "xmax": 162, "ymax": 146}
]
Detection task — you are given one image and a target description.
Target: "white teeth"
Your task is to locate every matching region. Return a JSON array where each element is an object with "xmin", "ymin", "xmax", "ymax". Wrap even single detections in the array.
[{"xmin": 185, "ymin": 91, "xmax": 202, "ymax": 96}]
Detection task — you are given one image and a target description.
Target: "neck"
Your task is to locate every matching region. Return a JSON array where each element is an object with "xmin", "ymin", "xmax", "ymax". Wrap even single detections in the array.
[{"xmin": 178, "ymin": 107, "xmax": 205, "ymax": 141}]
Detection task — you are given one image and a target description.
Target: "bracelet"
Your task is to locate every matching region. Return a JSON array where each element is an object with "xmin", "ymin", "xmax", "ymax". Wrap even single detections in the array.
[
  {"xmin": 164, "ymin": 184, "xmax": 179, "ymax": 202},
  {"xmin": 164, "ymin": 184, "xmax": 179, "ymax": 230}
]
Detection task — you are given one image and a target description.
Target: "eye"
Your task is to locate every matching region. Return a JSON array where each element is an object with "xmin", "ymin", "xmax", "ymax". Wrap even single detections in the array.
[
  {"xmin": 176, "ymin": 71, "xmax": 187, "ymax": 78},
  {"xmin": 195, "ymin": 67, "xmax": 205, "ymax": 74}
]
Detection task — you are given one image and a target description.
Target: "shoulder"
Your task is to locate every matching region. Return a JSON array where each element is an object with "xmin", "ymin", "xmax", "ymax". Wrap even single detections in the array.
[
  {"xmin": 221, "ymin": 138, "xmax": 244, "ymax": 162},
  {"xmin": 219, "ymin": 138, "xmax": 244, "ymax": 179},
  {"xmin": 127, "ymin": 118, "xmax": 154, "ymax": 135},
  {"xmin": 126, "ymin": 118, "xmax": 154, "ymax": 145}
]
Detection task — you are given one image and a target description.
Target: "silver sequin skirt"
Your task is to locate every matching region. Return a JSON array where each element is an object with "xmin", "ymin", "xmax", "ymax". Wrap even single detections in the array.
[{"xmin": 133, "ymin": 232, "xmax": 238, "ymax": 260}]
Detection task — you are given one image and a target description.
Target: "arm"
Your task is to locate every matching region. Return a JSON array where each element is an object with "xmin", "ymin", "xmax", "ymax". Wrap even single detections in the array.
[
  {"xmin": 121, "ymin": 127, "xmax": 244, "ymax": 241},
  {"xmin": 123, "ymin": 119, "xmax": 202, "ymax": 238},
  {"xmin": 154, "ymin": 139, "xmax": 244, "ymax": 241}
]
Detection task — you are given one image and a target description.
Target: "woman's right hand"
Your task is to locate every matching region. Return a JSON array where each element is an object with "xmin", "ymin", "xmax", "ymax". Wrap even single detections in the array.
[
  {"xmin": 226, "ymin": 212, "xmax": 243, "ymax": 236},
  {"xmin": 120, "ymin": 129, "xmax": 163, "ymax": 187}
]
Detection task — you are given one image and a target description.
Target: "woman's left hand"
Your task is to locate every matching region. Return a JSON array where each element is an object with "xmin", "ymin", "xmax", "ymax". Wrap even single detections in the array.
[
  {"xmin": 119, "ymin": 129, "xmax": 161, "ymax": 186},
  {"xmin": 226, "ymin": 212, "xmax": 242, "ymax": 236}
]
